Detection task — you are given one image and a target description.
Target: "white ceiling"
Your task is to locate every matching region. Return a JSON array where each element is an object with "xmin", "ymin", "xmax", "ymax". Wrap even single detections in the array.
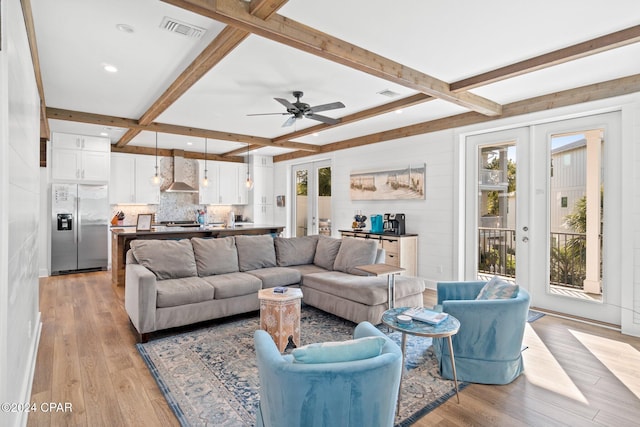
[{"xmin": 30, "ymin": 0, "xmax": 640, "ymax": 158}]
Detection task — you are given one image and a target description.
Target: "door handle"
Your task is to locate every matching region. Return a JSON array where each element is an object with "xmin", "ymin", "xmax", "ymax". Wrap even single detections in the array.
[{"xmin": 522, "ymin": 237, "xmax": 529, "ymax": 242}]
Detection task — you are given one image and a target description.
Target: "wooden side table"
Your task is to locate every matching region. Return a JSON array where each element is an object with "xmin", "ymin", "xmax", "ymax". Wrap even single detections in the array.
[
  {"xmin": 258, "ymin": 288, "xmax": 303, "ymax": 352},
  {"xmin": 355, "ymin": 263, "xmax": 405, "ymax": 308}
]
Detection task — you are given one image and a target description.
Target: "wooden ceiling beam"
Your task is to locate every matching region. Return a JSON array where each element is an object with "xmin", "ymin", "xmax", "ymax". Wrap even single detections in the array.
[
  {"xmin": 451, "ymin": 25, "xmax": 640, "ymax": 92},
  {"xmin": 20, "ymin": 0, "xmax": 50, "ymax": 140},
  {"xmin": 274, "ymin": 73, "xmax": 640, "ymax": 162},
  {"xmin": 46, "ymin": 107, "xmax": 319, "ymax": 152},
  {"xmin": 161, "ymin": 0, "xmax": 502, "ymax": 116},
  {"xmin": 110, "ymin": 145, "xmax": 244, "ymax": 162},
  {"xmin": 115, "ymin": 0, "xmax": 288, "ymax": 147}
]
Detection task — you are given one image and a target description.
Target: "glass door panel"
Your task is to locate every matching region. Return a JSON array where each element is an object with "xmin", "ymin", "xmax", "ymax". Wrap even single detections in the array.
[{"xmin": 292, "ymin": 161, "xmax": 331, "ymax": 237}]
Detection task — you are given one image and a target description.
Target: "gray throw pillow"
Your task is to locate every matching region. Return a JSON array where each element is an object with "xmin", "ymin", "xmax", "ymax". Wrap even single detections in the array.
[
  {"xmin": 274, "ymin": 236, "xmax": 319, "ymax": 266},
  {"xmin": 333, "ymin": 237, "xmax": 378, "ymax": 275},
  {"xmin": 191, "ymin": 236, "xmax": 239, "ymax": 276},
  {"xmin": 235, "ymin": 234, "xmax": 276, "ymax": 271},
  {"xmin": 130, "ymin": 239, "xmax": 197, "ymax": 280},
  {"xmin": 313, "ymin": 236, "xmax": 342, "ymax": 270}
]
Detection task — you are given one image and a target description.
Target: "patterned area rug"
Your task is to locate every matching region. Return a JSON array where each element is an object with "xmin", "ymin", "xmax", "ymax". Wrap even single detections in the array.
[{"xmin": 137, "ymin": 306, "xmax": 467, "ymax": 427}]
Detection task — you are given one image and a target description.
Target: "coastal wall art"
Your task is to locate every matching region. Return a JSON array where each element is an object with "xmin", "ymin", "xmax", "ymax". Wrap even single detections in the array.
[{"xmin": 350, "ymin": 163, "xmax": 425, "ymax": 200}]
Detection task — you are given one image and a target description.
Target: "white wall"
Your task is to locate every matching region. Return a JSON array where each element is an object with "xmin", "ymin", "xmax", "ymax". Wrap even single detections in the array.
[
  {"xmin": 0, "ymin": 1, "xmax": 43, "ymax": 426},
  {"xmin": 274, "ymin": 93, "xmax": 640, "ymax": 336}
]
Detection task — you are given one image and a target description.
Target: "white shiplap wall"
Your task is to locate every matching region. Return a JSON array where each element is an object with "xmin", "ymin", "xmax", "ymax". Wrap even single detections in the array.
[{"xmin": 0, "ymin": 1, "xmax": 42, "ymax": 426}]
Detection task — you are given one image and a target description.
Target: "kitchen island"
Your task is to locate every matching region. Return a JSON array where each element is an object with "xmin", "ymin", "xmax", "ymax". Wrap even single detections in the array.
[{"xmin": 110, "ymin": 225, "xmax": 285, "ymax": 288}]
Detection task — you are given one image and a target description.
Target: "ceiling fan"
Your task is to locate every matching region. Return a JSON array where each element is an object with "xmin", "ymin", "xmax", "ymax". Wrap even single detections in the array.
[{"xmin": 248, "ymin": 91, "xmax": 345, "ymax": 127}]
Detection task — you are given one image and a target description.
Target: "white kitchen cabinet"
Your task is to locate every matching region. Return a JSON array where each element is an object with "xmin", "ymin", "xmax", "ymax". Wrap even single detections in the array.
[
  {"xmin": 52, "ymin": 132, "xmax": 110, "ymax": 182},
  {"xmin": 250, "ymin": 156, "xmax": 274, "ymax": 224},
  {"xmin": 134, "ymin": 155, "xmax": 161, "ymax": 204},
  {"xmin": 198, "ymin": 160, "xmax": 247, "ymax": 205},
  {"xmin": 198, "ymin": 160, "xmax": 220, "ymax": 204},
  {"xmin": 110, "ymin": 153, "xmax": 160, "ymax": 204}
]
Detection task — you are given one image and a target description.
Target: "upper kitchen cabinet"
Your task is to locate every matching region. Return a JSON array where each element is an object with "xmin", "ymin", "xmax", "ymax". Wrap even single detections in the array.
[
  {"xmin": 110, "ymin": 153, "xmax": 160, "ymax": 204},
  {"xmin": 251, "ymin": 155, "xmax": 274, "ymax": 224},
  {"xmin": 198, "ymin": 160, "xmax": 248, "ymax": 205},
  {"xmin": 51, "ymin": 132, "xmax": 110, "ymax": 183}
]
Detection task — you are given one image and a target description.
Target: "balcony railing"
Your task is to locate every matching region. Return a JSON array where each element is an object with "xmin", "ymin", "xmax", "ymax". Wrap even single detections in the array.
[{"xmin": 478, "ymin": 228, "xmax": 597, "ymax": 290}]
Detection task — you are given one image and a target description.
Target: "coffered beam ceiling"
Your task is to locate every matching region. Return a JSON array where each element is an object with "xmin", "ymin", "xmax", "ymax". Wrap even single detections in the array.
[
  {"xmin": 162, "ymin": 0, "xmax": 503, "ymax": 116},
  {"xmin": 114, "ymin": 0, "xmax": 289, "ymax": 148},
  {"xmin": 274, "ymin": 73, "xmax": 640, "ymax": 162}
]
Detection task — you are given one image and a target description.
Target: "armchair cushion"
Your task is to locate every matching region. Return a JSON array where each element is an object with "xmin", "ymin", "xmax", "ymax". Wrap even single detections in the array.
[
  {"xmin": 476, "ymin": 275, "xmax": 519, "ymax": 300},
  {"xmin": 292, "ymin": 336, "xmax": 386, "ymax": 364}
]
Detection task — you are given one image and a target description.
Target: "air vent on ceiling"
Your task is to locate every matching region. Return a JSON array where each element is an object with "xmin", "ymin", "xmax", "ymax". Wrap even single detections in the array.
[
  {"xmin": 377, "ymin": 89, "xmax": 401, "ymax": 98},
  {"xmin": 160, "ymin": 16, "xmax": 206, "ymax": 38}
]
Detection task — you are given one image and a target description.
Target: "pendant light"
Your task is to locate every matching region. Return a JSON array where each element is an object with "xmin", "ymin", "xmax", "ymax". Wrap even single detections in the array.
[
  {"xmin": 245, "ymin": 143, "xmax": 254, "ymax": 190},
  {"xmin": 202, "ymin": 137, "xmax": 209, "ymax": 187},
  {"xmin": 150, "ymin": 132, "xmax": 163, "ymax": 186}
]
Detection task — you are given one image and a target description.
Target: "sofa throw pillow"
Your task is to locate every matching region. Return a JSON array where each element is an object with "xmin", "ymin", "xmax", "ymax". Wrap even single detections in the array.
[
  {"xmin": 333, "ymin": 237, "xmax": 378, "ymax": 275},
  {"xmin": 292, "ymin": 336, "xmax": 386, "ymax": 364},
  {"xmin": 235, "ymin": 234, "xmax": 276, "ymax": 272},
  {"xmin": 476, "ymin": 276, "xmax": 519, "ymax": 300},
  {"xmin": 313, "ymin": 236, "xmax": 342, "ymax": 270},
  {"xmin": 130, "ymin": 239, "xmax": 198, "ymax": 280},
  {"xmin": 274, "ymin": 236, "xmax": 318, "ymax": 266},
  {"xmin": 191, "ymin": 236, "xmax": 239, "ymax": 276}
]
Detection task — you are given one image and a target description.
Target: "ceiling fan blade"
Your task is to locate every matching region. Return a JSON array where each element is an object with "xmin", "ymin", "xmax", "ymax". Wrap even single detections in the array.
[
  {"xmin": 247, "ymin": 112, "xmax": 289, "ymax": 116},
  {"xmin": 306, "ymin": 113, "xmax": 339, "ymax": 125},
  {"xmin": 309, "ymin": 101, "xmax": 345, "ymax": 113},
  {"xmin": 282, "ymin": 116, "xmax": 297, "ymax": 127},
  {"xmin": 274, "ymin": 97, "xmax": 299, "ymax": 113}
]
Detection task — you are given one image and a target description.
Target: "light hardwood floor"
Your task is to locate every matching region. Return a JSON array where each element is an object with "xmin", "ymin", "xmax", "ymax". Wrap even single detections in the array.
[{"xmin": 29, "ymin": 272, "xmax": 640, "ymax": 426}]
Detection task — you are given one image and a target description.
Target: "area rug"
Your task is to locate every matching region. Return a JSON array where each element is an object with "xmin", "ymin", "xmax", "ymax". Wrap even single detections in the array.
[
  {"xmin": 527, "ymin": 310, "xmax": 545, "ymax": 322},
  {"xmin": 137, "ymin": 306, "xmax": 467, "ymax": 427}
]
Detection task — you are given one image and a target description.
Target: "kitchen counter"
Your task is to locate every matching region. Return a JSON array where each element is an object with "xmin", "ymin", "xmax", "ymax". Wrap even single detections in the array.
[{"xmin": 110, "ymin": 224, "xmax": 285, "ymax": 288}]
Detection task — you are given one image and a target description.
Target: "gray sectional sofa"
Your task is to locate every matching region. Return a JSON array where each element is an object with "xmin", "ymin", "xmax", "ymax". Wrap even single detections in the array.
[{"xmin": 125, "ymin": 234, "xmax": 425, "ymax": 341}]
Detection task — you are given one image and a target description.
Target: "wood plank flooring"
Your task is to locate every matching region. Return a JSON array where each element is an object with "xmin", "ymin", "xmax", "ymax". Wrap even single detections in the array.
[{"xmin": 29, "ymin": 272, "xmax": 640, "ymax": 426}]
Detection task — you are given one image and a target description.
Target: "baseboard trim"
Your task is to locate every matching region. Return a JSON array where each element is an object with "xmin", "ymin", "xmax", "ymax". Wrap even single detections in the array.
[
  {"xmin": 18, "ymin": 312, "xmax": 42, "ymax": 427},
  {"xmin": 38, "ymin": 268, "xmax": 48, "ymax": 278}
]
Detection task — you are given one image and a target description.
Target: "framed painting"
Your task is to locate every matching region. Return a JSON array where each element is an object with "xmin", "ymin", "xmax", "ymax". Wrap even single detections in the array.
[
  {"xmin": 350, "ymin": 163, "xmax": 425, "ymax": 200},
  {"xmin": 136, "ymin": 214, "xmax": 153, "ymax": 231}
]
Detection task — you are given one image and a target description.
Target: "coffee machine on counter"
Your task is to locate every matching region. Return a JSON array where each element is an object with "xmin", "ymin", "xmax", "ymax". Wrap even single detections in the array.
[{"xmin": 383, "ymin": 213, "xmax": 406, "ymax": 235}]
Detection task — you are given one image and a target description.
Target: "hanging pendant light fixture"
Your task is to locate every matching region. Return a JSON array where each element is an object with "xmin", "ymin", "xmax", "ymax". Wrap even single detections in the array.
[
  {"xmin": 245, "ymin": 143, "xmax": 254, "ymax": 190},
  {"xmin": 150, "ymin": 132, "xmax": 163, "ymax": 187},
  {"xmin": 202, "ymin": 137, "xmax": 209, "ymax": 187}
]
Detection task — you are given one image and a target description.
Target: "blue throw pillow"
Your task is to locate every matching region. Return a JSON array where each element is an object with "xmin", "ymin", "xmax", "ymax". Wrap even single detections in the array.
[
  {"xmin": 292, "ymin": 336, "xmax": 386, "ymax": 364},
  {"xmin": 476, "ymin": 276, "xmax": 519, "ymax": 300}
]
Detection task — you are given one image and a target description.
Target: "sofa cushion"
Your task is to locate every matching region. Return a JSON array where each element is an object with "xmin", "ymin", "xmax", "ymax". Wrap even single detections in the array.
[
  {"xmin": 191, "ymin": 236, "xmax": 239, "ymax": 276},
  {"xmin": 302, "ymin": 271, "xmax": 425, "ymax": 306},
  {"xmin": 156, "ymin": 277, "xmax": 215, "ymax": 308},
  {"xmin": 286, "ymin": 264, "xmax": 329, "ymax": 276},
  {"xmin": 313, "ymin": 236, "xmax": 342, "ymax": 270},
  {"xmin": 274, "ymin": 236, "xmax": 318, "ymax": 266},
  {"xmin": 476, "ymin": 276, "xmax": 519, "ymax": 300},
  {"xmin": 130, "ymin": 239, "xmax": 197, "ymax": 280},
  {"xmin": 247, "ymin": 267, "xmax": 302, "ymax": 288},
  {"xmin": 292, "ymin": 336, "xmax": 386, "ymax": 364},
  {"xmin": 333, "ymin": 237, "xmax": 378, "ymax": 275},
  {"xmin": 201, "ymin": 272, "xmax": 263, "ymax": 299},
  {"xmin": 235, "ymin": 235, "xmax": 277, "ymax": 272}
]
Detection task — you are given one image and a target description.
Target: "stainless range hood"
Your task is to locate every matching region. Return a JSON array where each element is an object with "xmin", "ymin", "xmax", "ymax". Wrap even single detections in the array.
[{"xmin": 164, "ymin": 152, "xmax": 198, "ymax": 193}]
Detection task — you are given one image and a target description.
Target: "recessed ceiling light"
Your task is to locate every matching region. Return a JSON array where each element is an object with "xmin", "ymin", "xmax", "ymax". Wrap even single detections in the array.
[
  {"xmin": 186, "ymin": 142, "xmax": 193, "ymax": 146},
  {"xmin": 100, "ymin": 132, "xmax": 109, "ymax": 137},
  {"xmin": 312, "ymin": 133, "xmax": 319, "ymax": 137},
  {"xmin": 103, "ymin": 63, "xmax": 118, "ymax": 73},
  {"xmin": 395, "ymin": 109, "xmax": 403, "ymax": 114},
  {"xmin": 116, "ymin": 24, "xmax": 135, "ymax": 33}
]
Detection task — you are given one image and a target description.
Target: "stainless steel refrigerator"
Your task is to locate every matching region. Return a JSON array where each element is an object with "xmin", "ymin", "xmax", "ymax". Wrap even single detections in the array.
[{"xmin": 51, "ymin": 183, "xmax": 109, "ymax": 274}]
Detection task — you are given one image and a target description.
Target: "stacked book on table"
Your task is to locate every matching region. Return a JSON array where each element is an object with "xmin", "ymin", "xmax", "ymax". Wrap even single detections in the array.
[{"xmin": 403, "ymin": 307, "xmax": 449, "ymax": 325}]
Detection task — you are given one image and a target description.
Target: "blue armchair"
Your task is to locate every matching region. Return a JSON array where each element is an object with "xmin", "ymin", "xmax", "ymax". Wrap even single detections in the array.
[
  {"xmin": 432, "ymin": 280, "xmax": 530, "ymax": 385},
  {"xmin": 254, "ymin": 321, "xmax": 402, "ymax": 427}
]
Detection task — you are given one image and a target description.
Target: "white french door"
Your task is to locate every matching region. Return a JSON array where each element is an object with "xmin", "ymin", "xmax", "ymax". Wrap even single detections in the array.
[
  {"xmin": 464, "ymin": 112, "xmax": 622, "ymax": 324},
  {"xmin": 292, "ymin": 160, "xmax": 332, "ymax": 237}
]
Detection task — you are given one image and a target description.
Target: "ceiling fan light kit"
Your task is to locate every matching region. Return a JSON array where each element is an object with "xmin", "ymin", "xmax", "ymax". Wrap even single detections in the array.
[{"xmin": 248, "ymin": 90, "xmax": 345, "ymax": 127}]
